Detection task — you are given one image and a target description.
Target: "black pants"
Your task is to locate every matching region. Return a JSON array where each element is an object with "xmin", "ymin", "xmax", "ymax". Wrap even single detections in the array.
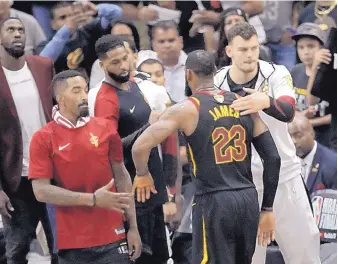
[
  {"xmin": 135, "ymin": 205, "xmax": 169, "ymax": 264},
  {"xmin": 2, "ymin": 177, "xmax": 56, "ymax": 264},
  {"xmin": 172, "ymin": 233, "xmax": 192, "ymax": 264},
  {"xmin": 58, "ymin": 240, "xmax": 130, "ymax": 264},
  {"xmin": 192, "ymin": 188, "xmax": 260, "ymax": 264}
]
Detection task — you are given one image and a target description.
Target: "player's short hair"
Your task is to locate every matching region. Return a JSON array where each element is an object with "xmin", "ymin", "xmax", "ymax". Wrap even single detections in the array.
[
  {"xmin": 186, "ymin": 50, "xmax": 216, "ymax": 77},
  {"xmin": 151, "ymin": 20, "xmax": 180, "ymax": 39},
  {"xmin": 119, "ymin": 35, "xmax": 138, "ymax": 53},
  {"xmin": 0, "ymin": 17, "xmax": 23, "ymax": 32},
  {"xmin": 50, "ymin": 2, "xmax": 73, "ymax": 19},
  {"xmin": 51, "ymin": 70, "xmax": 86, "ymax": 97},
  {"xmin": 227, "ymin": 22, "xmax": 257, "ymax": 44},
  {"xmin": 95, "ymin": 34, "xmax": 125, "ymax": 60},
  {"xmin": 137, "ymin": 58, "xmax": 164, "ymax": 72}
]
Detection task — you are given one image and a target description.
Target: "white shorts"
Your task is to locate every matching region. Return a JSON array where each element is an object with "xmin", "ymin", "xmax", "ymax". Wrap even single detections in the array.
[{"xmin": 252, "ymin": 175, "xmax": 321, "ymax": 264}]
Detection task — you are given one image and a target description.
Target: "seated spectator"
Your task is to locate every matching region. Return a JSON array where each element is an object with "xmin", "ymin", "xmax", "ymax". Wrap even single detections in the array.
[
  {"xmin": 36, "ymin": 1, "xmax": 122, "ymax": 77},
  {"xmin": 137, "ymin": 20, "xmax": 187, "ymax": 103},
  {"xmin": 0, "ymin": 0, "xmax": 46, "ymax": 54},
  {"xmin": 215, "ymin": 7, "xmax": 271, "ymax": 69},
  {"xmin": 291, "ymin": 23, "xmax": 332, "ymax": 148},
  {"xmin": 90, "ymin": 20, "xmax": 140, "ymax": 88},
  {"xmin": 288, "ymin": 115, "xmax": 337, "ymax": 194}
]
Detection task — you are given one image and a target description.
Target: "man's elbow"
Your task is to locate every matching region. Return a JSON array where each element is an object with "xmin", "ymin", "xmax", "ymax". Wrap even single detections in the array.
[{"xmin": 31, "ymin": 180, "xmax": 48, "ymax": 202}]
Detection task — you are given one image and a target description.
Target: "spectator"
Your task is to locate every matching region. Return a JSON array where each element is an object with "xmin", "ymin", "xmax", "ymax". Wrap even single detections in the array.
[
  {"xmin": 138, "ymin": 21, "xmax": 187, "ymax": 103},
  {"xmin": 259, "ymin": 0, "xmax": 296, "ymax": 70},
  {"xmin": 120, "ymin": 1, "xmax": 205, "ymax": 52},
  {"xmin": 137, "ymin": 59, "xmax": 166, "ymax": 87},
  {"xmin": 215, "ymin": 7, "xmax": 271, "ymax": 69},
  {"xmin": 90, "ymin": 21, "xmax": 140, "ymax": 88},
  {"xmin": 36, "ymin": 2, "xmax": 122, "ymax": 77},
  {"xmin": 288, "ymin": 116, "xmax": 337, "ymax": 193},
  {"xmin": 0, "ymin": 0, "xmax": 46, "ymax": 54},
  {"xmin": 298, "ymin": 0, "xmax": 337, "ymax": 31},
  {"xmin": 0, "ymin": 17, "xmax": 55, "ymax": 264},
  {"xmin": 291, "ymin": 23, "xmax": 332, "ymax": 148},
  {"xmin": 32, "ymin": 1, "xmax": 57, "ymax": 39}
]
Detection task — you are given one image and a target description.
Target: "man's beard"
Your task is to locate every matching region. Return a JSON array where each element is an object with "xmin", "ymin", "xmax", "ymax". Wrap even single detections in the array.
[
  {"xmin": 185, "ymin": 81, "xmax": 192, "ymax": 96},
  {"xmin": 79, "ymin": 103, "xmax": 89, "ymax": 118},
  {"xmin": 108, "ymin": 71, "xmax": 130, "ymax": 84},
  {"xmin": 79, "ymin": 108, "xmax": 89, "ymax": 117},
  {"xmin": 4, "ymin": 46, "xmax": 24, "ymax": 59}
]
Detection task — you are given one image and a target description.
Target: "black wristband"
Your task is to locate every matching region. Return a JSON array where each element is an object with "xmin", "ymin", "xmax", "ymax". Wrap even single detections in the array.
[
  {"xmin": 261, "ymin": 207, "xmax": 273, "ymax": 212},
  {"xmin": 93, "ymin": 193, "xmax": 96, "ymax": 207}
]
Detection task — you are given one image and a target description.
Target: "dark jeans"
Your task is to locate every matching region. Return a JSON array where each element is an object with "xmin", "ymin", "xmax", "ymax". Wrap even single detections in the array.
[
  {"xmin": 58, "ymin": 240, "xmax": 130, "ymax": 264},
  {"xmin": 2, "ymin": 178, "xmax": 56, "ymax": 264}
]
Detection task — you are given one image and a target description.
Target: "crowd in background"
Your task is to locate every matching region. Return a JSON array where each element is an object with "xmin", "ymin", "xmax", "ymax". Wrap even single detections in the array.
[{"xmin": 0, "ymin": 0, "xmax": 337, "ymax": 263}]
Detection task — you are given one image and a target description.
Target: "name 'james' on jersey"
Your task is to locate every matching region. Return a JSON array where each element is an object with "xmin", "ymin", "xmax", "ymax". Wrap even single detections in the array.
[{"xmin": 184, "ymin": 91, "xmax": 255, "ymax": 195}]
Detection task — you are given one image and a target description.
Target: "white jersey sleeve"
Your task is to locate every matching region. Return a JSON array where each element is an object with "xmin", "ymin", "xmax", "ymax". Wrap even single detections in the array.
[{"xmin": 269, "ymin": 65, "xmax": 295, "ymax": 100}]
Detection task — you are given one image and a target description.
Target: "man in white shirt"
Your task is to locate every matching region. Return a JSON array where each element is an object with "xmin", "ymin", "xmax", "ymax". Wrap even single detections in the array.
[
  {"xmin": 288, "ymin": 115, "xmax": 337, "ymax": 194},
  {"xmin": 137, "ymin": 20, "xmax": 187, "ymax": 103},
  {"xmin": 214, "ymin": 22, "xmax": 320, "ymax": 264}
]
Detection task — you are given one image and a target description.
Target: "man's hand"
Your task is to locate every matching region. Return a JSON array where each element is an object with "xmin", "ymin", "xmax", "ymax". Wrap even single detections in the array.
[
  {"xmin": 313, "ymin": 49, "xmax": 332, "ymax": 69},
  {"xmin": 94, "ymin": 180, "xmax": 133, "ymax": 213},
  {"xmin": 127, "ymin": 227, "xmax": 142, "ymax": 261},
  {"xmin": 257, "ymin": 211, "xmax": 275, "ymax": 247},
  {"xmin": 163, "ymin": 201, "xmax": 177, "ymax": 223},
  {"xmin": 230, "ymin": 88, "xmax": 270, "ymax": 115},
  {"xmin": 132, "ymin": 172, "xmax": 157, "ymax": 202},
  {"xmin": 297, "ymin": 106, "xmax": 317, "ymax": 119},
  {"xmin": 0, "ymin": 190, "xmax": 14, "ymax": 219},
  {"xmin": 189, "ymin": 10, "xmax": 220, "ymax": 24},
  {"xmin": 138, "ymin": 6, "xmax": 159, "ymax": 21}
]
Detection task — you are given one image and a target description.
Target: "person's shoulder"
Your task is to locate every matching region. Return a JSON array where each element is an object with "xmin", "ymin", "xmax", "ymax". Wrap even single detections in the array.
[
  {"xmin": 290, "ymin": 63, "xmax": 305, "ymax": 76},
  {"xmin": 89, "ymin": 117, "xmax": 119, "ymax": 136},
  {"xmin": 32, "ymin": 121, "xmax": 56, "ymax": 142},
  {"xmin": 25, "ymin": 54, "xmax": 53, "ymax": 66},
  {"xmin": 260, "ymin": 60, "xmax": 291, "ymax": 78},
  {"xmin": 214, "ymin": 66, "xmax": 230, "ymax": 87},
  {"xmin": 318, "ymin": 143, "xmax": 337, "ymax": 161}
]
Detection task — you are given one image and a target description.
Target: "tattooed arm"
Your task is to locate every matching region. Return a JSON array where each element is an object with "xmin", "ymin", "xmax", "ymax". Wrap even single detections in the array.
[{"xmin": 131, "ymin": 100, "xmax": 198, "ymax": 202}]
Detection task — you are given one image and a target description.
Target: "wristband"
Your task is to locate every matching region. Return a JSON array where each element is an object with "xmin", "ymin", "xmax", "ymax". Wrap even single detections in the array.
[
  {"xmin": 261, "ymin": 207, "xmax": 273, "ymax": 212},
  {"xmin": 93, "ymin": 193, "xmax": 96, "ymax": 207}
]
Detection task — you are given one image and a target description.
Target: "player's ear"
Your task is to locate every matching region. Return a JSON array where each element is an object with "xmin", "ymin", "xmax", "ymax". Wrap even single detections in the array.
[
  {"xmin": 225, "ymin": 45, "xmax": 232, "ymax": 58},
  {"xmin": 185, "ymin": 69, "xmax": 192, "ymax": 82},
  {"xmin": 99, "ymin": 60, "xmax": 105, "ymax": 70}
]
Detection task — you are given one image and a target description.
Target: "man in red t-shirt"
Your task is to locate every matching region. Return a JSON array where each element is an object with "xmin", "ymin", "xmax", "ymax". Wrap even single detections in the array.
[{"xmin": 28, "ymin": 70, "xmax": 141, "ymax": 264}]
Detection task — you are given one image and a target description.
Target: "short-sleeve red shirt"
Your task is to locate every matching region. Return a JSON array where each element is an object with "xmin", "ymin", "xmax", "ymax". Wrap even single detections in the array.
[{"xmin": 29, "ymin": 117, "xmax": 126, "ymax": 250}]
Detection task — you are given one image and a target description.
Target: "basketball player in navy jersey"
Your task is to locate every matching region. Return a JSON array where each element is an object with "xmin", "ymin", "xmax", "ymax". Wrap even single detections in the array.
[{"xmin": 131, "ymin": 50, "xmax": 281, "ymax": 264}]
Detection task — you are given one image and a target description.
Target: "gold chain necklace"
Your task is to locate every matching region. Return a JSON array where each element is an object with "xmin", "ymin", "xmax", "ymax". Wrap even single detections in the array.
[{"xmin": 315, "ymin": 1, "xmax": 337, "ymax": 31}]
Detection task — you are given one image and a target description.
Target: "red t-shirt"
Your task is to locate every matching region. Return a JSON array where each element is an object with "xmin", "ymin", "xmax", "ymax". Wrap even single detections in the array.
[{"xmin": 29, "ymin": 117, "xmax": 126, "ymax": 250}]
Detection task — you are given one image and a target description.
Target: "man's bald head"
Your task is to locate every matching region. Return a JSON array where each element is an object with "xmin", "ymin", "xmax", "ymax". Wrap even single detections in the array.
[{"xmin": 288, "ymin": 115, "xmax": 315, "ymax": 158}]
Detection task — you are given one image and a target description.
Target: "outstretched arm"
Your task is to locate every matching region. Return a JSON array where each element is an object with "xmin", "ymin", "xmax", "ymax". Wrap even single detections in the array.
[
  {"xmin": 132, "ymin": 101, "xmax": 197, "ymax": 202},
  {"xmin": 132, "ymin": 104, "xmax": 185, "ymax": 176}
]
